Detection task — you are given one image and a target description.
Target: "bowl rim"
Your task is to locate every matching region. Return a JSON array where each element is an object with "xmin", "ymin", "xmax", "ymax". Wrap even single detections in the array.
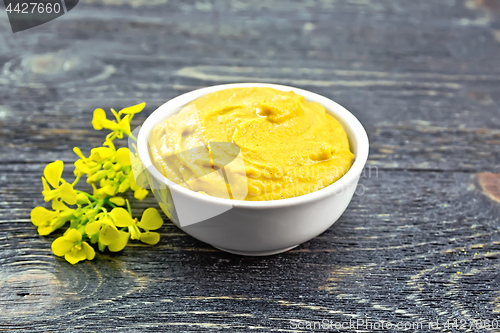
[{"xmin": 137, "ymin": 83, "xmax": 369, "ymax": 209}]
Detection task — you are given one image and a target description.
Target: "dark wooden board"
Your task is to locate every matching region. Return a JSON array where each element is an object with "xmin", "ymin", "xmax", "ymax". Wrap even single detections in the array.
[{"xmin": 1, "ymin": 0, "xmax": 500, "ymax": 331}]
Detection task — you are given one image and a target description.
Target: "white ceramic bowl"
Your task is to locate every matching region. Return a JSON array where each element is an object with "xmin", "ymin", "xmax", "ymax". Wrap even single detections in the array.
[{"xmin": 137, "ymin": 83, "xmax": 369, "ymax": 256}]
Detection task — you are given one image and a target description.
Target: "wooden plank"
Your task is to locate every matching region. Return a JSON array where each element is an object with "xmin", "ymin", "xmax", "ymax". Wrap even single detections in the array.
[
  {"xmin": 1, "ymin": 165, "xmax": 500, "ymax": 330},
  {"xmin": 0, "ymin": 0, "xmax": 499, "ymax": 330}
]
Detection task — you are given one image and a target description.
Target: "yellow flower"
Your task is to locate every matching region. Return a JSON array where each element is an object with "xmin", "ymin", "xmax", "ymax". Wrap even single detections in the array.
[
  {"xmin": 129, "ymin": 172, "xmax": 149, "ymax": 201},
  {"xmin": 115, "ymin": 147, "xmax": 131, "ymax": 166},
  {"xmin": 90, "ymin": 147, "xmax": 114, "ymax": 163},
  {"xmin": 92, "ymin": 104, "xmax": 145, "ymax": 138},
  {"xmin": 73, "ymin": 147, "xmax": 100, "ymax": 176},
  {"xmin": 135, "ymin": 208, "xmax": 163, "ymax": 245},
  {"xmin": 31, "ymin": 206, "xmax": 59, "ymax": 235},
  {"xmin": 92, "ymin": 108, "xmax": 118, "ymax": 131},
  {"xmin": 85, "ymin": 208, "xmax": 134, "ymax": 252},
  {"xmin": 31, "ymin": 206, "xmax": 73, "ymax": 236},
  {"xmin": 51, "ymin": 229, "xmax": 95, "ymax": 265},
  {"xmin": 85, "ymin": 214, "xmax": 119, "ymax": 246},
  {"xmin": 41, "ymin": 161, "xmax": 77, "ymax": 205},
  {"xmin": 94, "ymin": 184, "xmax": 117, "ymax": 199}
]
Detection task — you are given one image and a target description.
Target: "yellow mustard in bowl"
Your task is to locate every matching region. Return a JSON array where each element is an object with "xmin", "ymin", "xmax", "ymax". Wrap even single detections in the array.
[{"xmin": 148, "ymin": 87, "xmax": 354, "ymax": 201}]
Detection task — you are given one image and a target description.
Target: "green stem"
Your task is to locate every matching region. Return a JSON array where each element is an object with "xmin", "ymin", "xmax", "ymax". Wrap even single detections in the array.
[
  {"xmin": 77, "ymin": 224, "xmax": 87, "ymax": 236},
  {"xmin": 72, "ymin": 174, "xmax": 82, "ymax": 187},
  {"xmin": 126, "ymin": 199, "xmax": 132, "ymax": 215},
  {"xmin": 103, "ymin": 197, "xmax": 117, "ymax": 208},
  {"xmin": 127, "ymin": 132, "xmax": 137, "ymax": 142},
  {"xmin": 93, "ymin": 199, "xmax": 105, "ymax": 212},
  {"xmin": 76, "ymin": 190, "xmax": 99, "ymax": 202}
]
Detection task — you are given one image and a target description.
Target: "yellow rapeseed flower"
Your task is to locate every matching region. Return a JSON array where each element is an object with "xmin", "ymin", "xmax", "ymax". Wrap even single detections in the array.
[
  {"xmin": 41, "ymin": 161, "xmax": 77, "ymax": 205},
  {"xmin": 32, "ymin": 102, "xmax": 162, "ymax": 264},
  {"xmin": 51, "ymin": 229, "xmax": 95, "ymax": 265}
]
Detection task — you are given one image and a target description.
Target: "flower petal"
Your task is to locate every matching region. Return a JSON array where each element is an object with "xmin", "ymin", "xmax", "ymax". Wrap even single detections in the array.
[
  {"xmin": 92, "ymin": 108, "xmax": 107, "ymax": 130},
  {"xmin": 38, "ymin": 225, "xmax": 58, "ymax": 236},
  {"xmin": 99, "ymin": 226, "xmax": 119, "ymax": 246},
  {"xmin": 85, "ymin": 222, "xmax": 103, "ymax": 236},
  {"xmin": 76, "ymin": 193, "xmax": 90, "ymax": 205},
  {"xmin": 52, "ymin": 198, "xmax": 69, "ymax": 211},
  {"xmin": 115, "ymin": 147, "xmax": 131, "ymax": 166},
  {"xmin": 134, "ymin": 188, "xmax": 149, "ymax": 201},
  {"xmin": 128, "ymin": 172, "xmax": 139, "ymax": 191},
  {"xmin": 65, "ymin": 228, "xmax": 83, "ymax": 242},
  {"xmin": 118, "ymin": 118, "xmax": 131, "ymax": 135},
  {"xmin": 73, "ymin": 147, "xmax": 87, "ymax": 160},
  {"xmin": 42, "ymin": 189, "xmax": 59, "ymax": 202},
  {"xmin": 107, "ymin": 230, "xmax": 130, "ymax": 252},
  {"xmin": 140, "ymin": 232, "xmax": 160, "ymax": 245},
  {"xmin": 51, "ymin": 237, "xmax": 75, "ymax": 256},
  {"xmin": 64, "ymin": 248, "xmax": 87, "ymax": 265},
  {"xmin": 59, "ymin": 182, "xmax": 77, "ymax": 205},
  {"xmin": 42, "ymin": 177, "xmax": 51, "ymax": 192},
  {"xmin": 30, "ymin": 206, "xmax": 58, "ymax": 226},
  {"xmin": 74, "ymin": 159, "xmax": 90, "ymax": 174},
  {"xmin": 109, "ymin": 196, "xmax": 125, "ymax": 206},
  {"xmin": 44, "ymin": 160, "xmax": 64, "ymax": 188},
  {"xmin": 137, "ymin": 208, "xmax": 163, "ymax": 230},
  {"xmin": 82, "ymin": 242, "xmax": 96, "ymax": 260},
  {"xmin": 110, "ymin": 207, "xmax": 135, "ymax": 227},
  {"xmin": 118, "ymin": 178, "xmax": 130, "ymax": 193},
  {"xmin": 90, "ymin": 147, "xmax": 114, "ymax": 163},
  {"xmin": 118, "ymin": 102, "xmax": 146, "ymax": 115}
]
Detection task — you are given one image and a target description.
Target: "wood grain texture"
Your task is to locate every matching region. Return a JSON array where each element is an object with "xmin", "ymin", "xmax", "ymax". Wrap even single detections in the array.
[{"xmin": 1, "ymin": 0, "xmax": 500, "ymax": 331}]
